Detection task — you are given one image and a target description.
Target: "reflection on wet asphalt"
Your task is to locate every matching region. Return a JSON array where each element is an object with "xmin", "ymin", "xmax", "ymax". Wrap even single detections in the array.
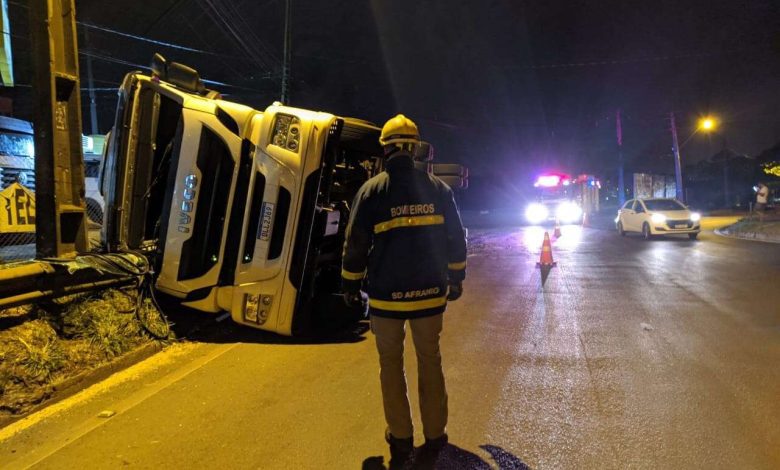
[
  {"xmin": 455, "ymin": 222, "xmax": 780, "ymax": 468},
  {"xmin": 1, "ymin": 220, "xmax": 777, "ymax": 469}
]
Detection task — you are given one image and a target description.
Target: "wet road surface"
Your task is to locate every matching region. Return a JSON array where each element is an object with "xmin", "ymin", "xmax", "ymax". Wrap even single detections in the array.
[{"xmin": 1, "ymin": 218, "xmax": 779, "ymax": 469}]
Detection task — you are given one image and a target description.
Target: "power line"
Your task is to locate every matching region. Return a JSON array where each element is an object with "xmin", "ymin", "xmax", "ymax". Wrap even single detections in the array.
[
  {"xmin": 196, "ymin": 0, "xmax": 280, "ymax": 71},
  {"xmin": 78, "ymin": 49, "xmax": 270, "ymax": 91},
  {"xmin": 78, "ymin": 21, "xmax": 236, "ymax": 58},
  {"xmin": 8, "ymin": 0, "xmax": 254, "ymax": 62},
  {"xmin": 15, "ymin": 83, "xmax": 117, "ymax": 91},
  {"xmin": 0, "ymin": 27, "xmax": 271, "ymax": 92}
]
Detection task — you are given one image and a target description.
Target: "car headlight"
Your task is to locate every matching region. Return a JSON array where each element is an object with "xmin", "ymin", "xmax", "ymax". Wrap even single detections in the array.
[
  {"xmin": 690, "ymin": 212, "xmax": 701, "ymax": 222},
  {"xmin": 651, "ymin": 213, "xmax": 667, "ymax": 224},
  {"xmin": 556, "ymin": 202, "xmax": 582, "ymax": 223},
  {"xmin": 525, "ymin": 203, "xmax": 548, "ymax": 224}
]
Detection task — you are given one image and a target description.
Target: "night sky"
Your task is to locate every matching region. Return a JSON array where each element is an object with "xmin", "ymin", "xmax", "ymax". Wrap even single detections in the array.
[{"xmin": 3, "ymin": 0, "xmax": 780, "ymax": 204}]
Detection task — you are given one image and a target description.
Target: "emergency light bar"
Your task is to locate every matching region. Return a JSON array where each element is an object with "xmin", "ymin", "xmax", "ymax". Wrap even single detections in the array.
[{"xmin": 534, "ymin": 174, "xmax": 570, "ymax": 188}]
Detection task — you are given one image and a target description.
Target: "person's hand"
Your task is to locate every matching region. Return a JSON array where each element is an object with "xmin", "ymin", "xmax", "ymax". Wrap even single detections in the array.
[
  {"xmin": 447, "ymin": 282, "xmax": 463, "ymax": 301},
  {"xmin": 343, "ymin": 290, "xmax": 365, "ymax": 308}
]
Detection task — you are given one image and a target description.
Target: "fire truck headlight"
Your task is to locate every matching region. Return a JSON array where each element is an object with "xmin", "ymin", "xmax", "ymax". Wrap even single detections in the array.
[
  {"xmin": 525, "ymin": 203, "xmax": 548, "ymax": 224},
  {"xmin": 556, "ymin": 202, "xmax": 582, "ymax": 224}
]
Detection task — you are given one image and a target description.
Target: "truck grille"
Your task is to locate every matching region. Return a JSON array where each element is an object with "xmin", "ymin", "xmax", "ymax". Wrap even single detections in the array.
[{"xmin": 177, "ymin": 126, "xmax": 235, "ymax": 281}]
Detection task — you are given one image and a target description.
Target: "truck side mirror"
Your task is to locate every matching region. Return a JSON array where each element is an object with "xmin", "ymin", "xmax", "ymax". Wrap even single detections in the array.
[
  {"xmin": 167, "ymin": 61, "xmax": 206, "ymax": 95},
  {"xmin": 151, "ymin": 53, "xmax": 167, "ymax": 80}
]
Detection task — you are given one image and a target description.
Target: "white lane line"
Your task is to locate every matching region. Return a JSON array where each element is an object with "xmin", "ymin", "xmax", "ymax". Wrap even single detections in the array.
[{"xmin": 2, "ymin": 342, "xmax": 238, "ymax": 469}]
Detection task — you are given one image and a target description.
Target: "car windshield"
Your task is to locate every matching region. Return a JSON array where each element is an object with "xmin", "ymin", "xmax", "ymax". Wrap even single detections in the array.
[{"xmin": 643, "ymin": 199, "xmax": 686, "ymax": 211}]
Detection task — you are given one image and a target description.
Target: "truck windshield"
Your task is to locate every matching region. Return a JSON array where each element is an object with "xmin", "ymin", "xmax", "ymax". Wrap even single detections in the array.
[{"xmin": 537, "ymin": 185, "xmax": 572, "ymax": 201}]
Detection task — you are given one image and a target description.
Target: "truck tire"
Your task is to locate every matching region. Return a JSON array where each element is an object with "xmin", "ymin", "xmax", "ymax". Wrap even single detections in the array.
[{"xmin": 339, "ymin": 119, "xmax": 382, "ymax": 155}]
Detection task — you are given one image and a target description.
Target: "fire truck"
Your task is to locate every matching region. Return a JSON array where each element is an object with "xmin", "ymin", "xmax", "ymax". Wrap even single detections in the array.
[
  {"xmin": 524, "ymin": 173, "xmax": 600, "ymax": 225},
  {"xmin": 99, "ymin": 54, "xmax": 465, "ymax": 336}
]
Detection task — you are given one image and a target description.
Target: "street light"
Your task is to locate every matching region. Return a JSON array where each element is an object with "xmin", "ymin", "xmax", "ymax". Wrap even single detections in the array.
[
  {"xmin": 699, "ymin": 117, "xmax": 716, "ymax": 132},
  {"xmin": 671, "ymin": 114, "xmax": 719, "ymax": 202}
]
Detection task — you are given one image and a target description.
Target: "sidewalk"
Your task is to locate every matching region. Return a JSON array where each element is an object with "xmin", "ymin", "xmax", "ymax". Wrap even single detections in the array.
[{"xmin": 715, "ymin": 213, "xmax": 780, "ymax": 243}]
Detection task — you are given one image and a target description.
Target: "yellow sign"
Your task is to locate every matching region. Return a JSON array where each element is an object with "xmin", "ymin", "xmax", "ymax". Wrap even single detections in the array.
[{"xmin": 0, "ymin": 183, "xmax": 36, "ymax": 233}]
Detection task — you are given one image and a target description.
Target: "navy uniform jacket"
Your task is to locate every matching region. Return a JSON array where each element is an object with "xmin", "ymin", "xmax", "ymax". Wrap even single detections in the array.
[{"xmin": 341, "ymin": 154, "xmax": 467, "ymax": 319}]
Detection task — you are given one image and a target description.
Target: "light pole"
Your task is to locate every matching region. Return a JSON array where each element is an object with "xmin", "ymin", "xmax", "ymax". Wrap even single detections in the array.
[
  {"xmin": 670, "ymin": 114, "xmax": 717, "ymax": 202},
  {"xmin": 670, "ymin": 112, "xmax": 684, "ymax": 201}
]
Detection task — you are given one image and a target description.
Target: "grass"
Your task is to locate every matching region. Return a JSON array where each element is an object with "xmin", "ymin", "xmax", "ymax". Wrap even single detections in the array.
[
  {"xmin": 0, "ymin": 288, "xmax": 172, "ymax": 415},
  {"xmin": 16, "ymin": 326, "xmax": 66, "ymax": 382}
]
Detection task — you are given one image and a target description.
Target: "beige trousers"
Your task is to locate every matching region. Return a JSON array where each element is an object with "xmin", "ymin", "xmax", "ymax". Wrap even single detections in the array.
[{"xmin": 371, "ymin": 313, "xmax": 448, "ymax": 440}]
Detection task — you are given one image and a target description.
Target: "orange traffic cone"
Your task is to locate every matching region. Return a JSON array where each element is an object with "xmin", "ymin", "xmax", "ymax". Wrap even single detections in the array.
[
  {"xmin": 553, "ymin": 222, "xmax": 562, "ymax": 238},
  {"xmin": 536, "ymin": 231, "xmax": 557, "ymax": 268}
]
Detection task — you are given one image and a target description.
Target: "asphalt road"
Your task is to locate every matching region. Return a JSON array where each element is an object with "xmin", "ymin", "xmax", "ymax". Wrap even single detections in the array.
[{"xmin": 1, "ymin": 217, "xmax": 779, "ymax": 469}]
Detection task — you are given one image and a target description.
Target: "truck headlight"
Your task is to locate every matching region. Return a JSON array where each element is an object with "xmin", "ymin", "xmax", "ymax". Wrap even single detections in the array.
[
  {"xmin": 690, "ymin": 212, "xmax": 701, "ymax": 222},
  {"xmin": 651, "ymin": 213, "xmax": 667, "ymax": 224},
  {"xmin": 525, "ymin": 203, "xmax": 548, "ymax": 224},
  {"xmin": 556, "ymin": 202, "xmax": 582, "ymax": 224},
  {"xmin": 244, "ymin": 294, "xmax": 259, "ymax": 323}
]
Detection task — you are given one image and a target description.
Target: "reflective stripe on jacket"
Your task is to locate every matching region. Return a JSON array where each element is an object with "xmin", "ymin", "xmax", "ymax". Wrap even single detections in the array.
[{"xmin": 341, "ymin": 154, "xmax": 467, "ymax": 319}]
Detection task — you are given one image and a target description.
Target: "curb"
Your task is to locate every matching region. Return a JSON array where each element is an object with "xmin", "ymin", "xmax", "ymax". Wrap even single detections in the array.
[
  {"xmin": 0, "ymin": 341, "xmax": 165, "ymax": 429},
  {"xmin": 714, "ymin": 228, "xmax": 780, "ymax": 244}
]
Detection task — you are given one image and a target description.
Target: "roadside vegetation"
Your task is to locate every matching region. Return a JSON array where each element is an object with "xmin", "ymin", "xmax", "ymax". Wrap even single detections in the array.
[{"xmin": 0, "ymin": 289, "xmax": 171, "ymax": 415}]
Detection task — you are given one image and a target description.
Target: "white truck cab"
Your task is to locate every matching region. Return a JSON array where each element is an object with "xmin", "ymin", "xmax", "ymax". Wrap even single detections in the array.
[{"xmin": 102, "ymin": 56, "xmax": 381, "ymax": 335}]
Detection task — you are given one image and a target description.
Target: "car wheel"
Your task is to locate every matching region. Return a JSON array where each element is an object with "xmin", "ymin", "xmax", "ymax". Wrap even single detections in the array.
[
  {"xmin": 688, "ymin": 232, "xmax": 698, "ymax": 240},
  {"xmin": 617, "ymin": 221, "xmax": 625, "ymax": 236},
  {"xmin": 642, "ymin": 223, "xmax": 653, "ymax": 240}
]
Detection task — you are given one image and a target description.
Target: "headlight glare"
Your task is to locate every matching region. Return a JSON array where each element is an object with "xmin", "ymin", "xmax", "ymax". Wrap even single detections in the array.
[
  {"xmin": 651, "ymin": 213, "xmax": 667, "ymax": 224},
  {"xmin": 690, "ymin": 212, "xmax": 701, "ymax": 222},
  {"xmin": 556, "ymin": 202, "xmax": 582, "ymax": 224},
  {"xmin": 525, "ymin": 203, "xmax": 548, "ymax": 224}
]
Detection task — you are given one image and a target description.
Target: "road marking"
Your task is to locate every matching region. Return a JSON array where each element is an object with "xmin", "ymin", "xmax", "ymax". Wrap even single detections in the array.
[{"xmin": 0, "ymin": 342, "xmax": 237, "ymax": 469}]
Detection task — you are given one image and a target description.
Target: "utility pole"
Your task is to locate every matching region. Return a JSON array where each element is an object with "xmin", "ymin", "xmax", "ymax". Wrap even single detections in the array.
[
  {"xmin": 721, "ymin": 137, "xmax": 730, "ymax": 207},
  {"xmin": 670, "ymin": 112, "xmax": 684, "ymax": 202},
  {"xmin": 29, "ymin": 0, "xmax": 88, "ymax": 258},
  {"xmin": 281, "ymin": 0, "xmax": 291, "ymax": 103},
  {"xmin": 84, "ymin": 28, "xmax": 99, "ymax": 135},
  {"xmin": 616, "ymin": 109, "xmax": 625, "ymax": 205}
]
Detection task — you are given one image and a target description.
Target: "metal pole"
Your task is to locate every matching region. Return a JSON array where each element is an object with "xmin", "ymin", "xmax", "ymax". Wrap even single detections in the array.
[
  {"xmin": 281, "ymin": 0, "xmax": 291, "ymax": 103},
  {"xmin": 721, "ymin": 137, "xmax": 730, "ymax": 207},
  {"xmin": 616, "ymin": 109, "xmax": 625, "ymax": 205},
  {"xmin": 29, "ymin": 0, "xmax": 88, "ymax": 258},
  {"xmin": 670, "ymin": 112, "xmax": 684, "ymax": 202},
  {"xmin": 84, "ymin": 28, "xmax": 99, "ymax": 135}
]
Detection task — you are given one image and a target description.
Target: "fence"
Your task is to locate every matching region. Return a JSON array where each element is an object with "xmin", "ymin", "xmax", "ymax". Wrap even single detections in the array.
[{"xmin": 0, "ymin": 181, "xmax": 104, "ymax": 263}]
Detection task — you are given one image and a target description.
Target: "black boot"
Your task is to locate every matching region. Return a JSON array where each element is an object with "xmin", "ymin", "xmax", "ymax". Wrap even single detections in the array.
[
  {"xmin": 414, "ymin": 434, "xmax": 448, "ymax": 469},
  {"xmin": 385, "ymin": 430, "xmax": 414, "ymax": 470}
]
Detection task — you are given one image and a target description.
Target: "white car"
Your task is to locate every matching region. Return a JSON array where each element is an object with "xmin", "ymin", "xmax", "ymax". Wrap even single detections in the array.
[{"xmin": 616, "ymin": 198, "xmax": 701, "ymax": 240}]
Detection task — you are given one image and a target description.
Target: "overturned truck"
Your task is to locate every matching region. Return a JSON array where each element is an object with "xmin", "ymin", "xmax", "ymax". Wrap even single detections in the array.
[{"xmin": 100, "ymin": 55, "xmax": 465, "ymax": 336}]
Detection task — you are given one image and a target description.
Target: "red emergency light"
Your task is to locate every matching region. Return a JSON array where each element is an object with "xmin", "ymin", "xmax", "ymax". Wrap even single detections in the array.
[{"xmin": 534, "ymin": 173, "xmax": 570, "ymax": 188}]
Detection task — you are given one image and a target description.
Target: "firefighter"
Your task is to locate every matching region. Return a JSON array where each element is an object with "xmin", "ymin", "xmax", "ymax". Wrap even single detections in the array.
[{"xmin": 341, "ymin": 114, "xmax": 467, "ymax": 467}]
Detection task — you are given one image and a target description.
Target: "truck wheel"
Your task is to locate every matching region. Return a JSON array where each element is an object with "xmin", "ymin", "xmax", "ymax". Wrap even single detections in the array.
[{"xmin": 339, "ymin": 119, "xmax": 382, "ymax": 154}]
